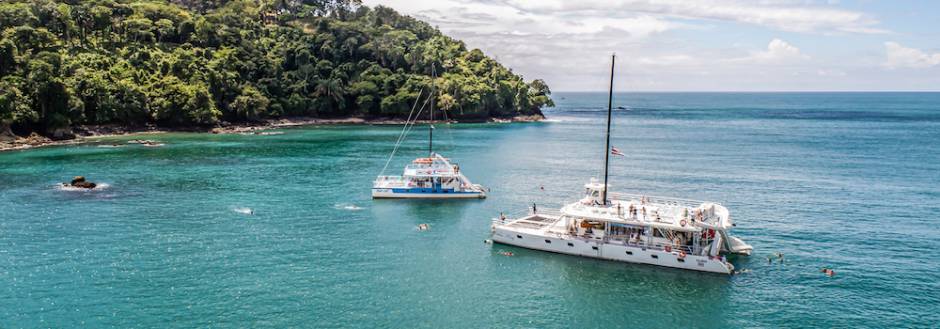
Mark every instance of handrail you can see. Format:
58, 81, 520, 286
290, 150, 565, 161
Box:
608, 192, 718, 207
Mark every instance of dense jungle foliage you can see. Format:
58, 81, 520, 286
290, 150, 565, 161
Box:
0, 0, 553, 137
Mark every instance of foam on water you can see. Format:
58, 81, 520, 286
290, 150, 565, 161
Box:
55, 183, 111, 191
232, 206, 253, 215
333, 203, 363, 211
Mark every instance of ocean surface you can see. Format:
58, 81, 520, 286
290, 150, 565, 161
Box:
1, 92, 938, 328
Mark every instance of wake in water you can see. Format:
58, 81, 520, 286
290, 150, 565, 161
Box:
55, 183, 111, 191
333, 203, 363, 211
232, 207, 254, 215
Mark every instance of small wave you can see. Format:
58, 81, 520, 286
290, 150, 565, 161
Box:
541, 118, 563, 123
232, 207, 254, 215
333, 203, 363, 211
56, 183, 111, 191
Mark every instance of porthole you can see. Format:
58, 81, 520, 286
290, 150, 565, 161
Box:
567, 243, 574, 247
677, 258, 685, 263
545, 239, 551, 244
651, 255, 659, 259
592, 246, 598, 250
625, 251, 633, 255
516, 235, 522, 239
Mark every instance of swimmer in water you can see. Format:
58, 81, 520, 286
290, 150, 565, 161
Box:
821, 268, 835, 277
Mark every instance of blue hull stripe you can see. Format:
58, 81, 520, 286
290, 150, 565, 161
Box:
373, 188, 481, 194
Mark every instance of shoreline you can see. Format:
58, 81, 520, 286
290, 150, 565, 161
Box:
0, 115, 544, 153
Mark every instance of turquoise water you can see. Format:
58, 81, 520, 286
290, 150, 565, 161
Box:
2, 92, 939, 327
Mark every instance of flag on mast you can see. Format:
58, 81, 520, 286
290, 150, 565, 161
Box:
611, 147, 625, 156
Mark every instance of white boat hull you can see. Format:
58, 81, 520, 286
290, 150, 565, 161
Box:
372, 188, 485, 199
491, 226, 734, 274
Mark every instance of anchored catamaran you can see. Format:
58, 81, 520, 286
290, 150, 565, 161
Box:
372, 68, 486, 199
489, 55, 751, 274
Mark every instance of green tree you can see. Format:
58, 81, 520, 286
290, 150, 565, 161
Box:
0, 79, 36, 137
231, 85, 269, 121
0, 0, 552, 138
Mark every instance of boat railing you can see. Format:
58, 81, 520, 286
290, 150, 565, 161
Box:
405, 163, 455, 171
374, 175, 405, 182
600, 236, 698, 254
608, 192, 715, 208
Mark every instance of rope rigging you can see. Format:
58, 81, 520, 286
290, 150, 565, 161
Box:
379, 88, 431, 176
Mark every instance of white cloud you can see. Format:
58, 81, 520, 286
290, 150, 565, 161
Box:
817, 69, 847, 77
738, 38, 809, 64
883, 42, 940, 69
361, 0, 939, 91
497, 0, 884, 34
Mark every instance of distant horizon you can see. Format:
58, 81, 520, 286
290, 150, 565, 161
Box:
551, 90, 940, 93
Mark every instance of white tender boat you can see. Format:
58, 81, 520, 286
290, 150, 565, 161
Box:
372, 66, 486, 199
489, 55, 751, 274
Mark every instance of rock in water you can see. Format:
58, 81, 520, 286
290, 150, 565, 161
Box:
73, 181, 97, 189
67, 176, 97, 189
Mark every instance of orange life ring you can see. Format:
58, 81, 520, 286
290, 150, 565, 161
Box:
678, 251, 687, 259
664, 245, 672, 253
680, 219, 687, 227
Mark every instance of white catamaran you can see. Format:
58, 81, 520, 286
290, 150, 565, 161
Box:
490, 55, 751, 274
372, 68, 486, 199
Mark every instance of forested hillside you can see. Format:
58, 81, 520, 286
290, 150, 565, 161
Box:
0, 0, 553, 139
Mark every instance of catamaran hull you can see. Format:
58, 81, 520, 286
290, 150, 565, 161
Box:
491, 227, 733, 274
372, 189, 485, 199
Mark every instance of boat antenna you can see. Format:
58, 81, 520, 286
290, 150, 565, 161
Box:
429, 64, 435, 157
602, 54, 615, 205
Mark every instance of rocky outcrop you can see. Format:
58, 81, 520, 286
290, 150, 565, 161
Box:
67, 176, 97, 189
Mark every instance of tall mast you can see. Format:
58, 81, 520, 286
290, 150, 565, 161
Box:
429, 64, 435, 157
602, 54, 615, 205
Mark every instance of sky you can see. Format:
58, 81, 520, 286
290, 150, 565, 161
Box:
361, 0, 940, 92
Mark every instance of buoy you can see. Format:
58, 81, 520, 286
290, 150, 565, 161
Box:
678, 251, 687, 259
679, 219, 687, 227
664, 245, 672, 253
417, 223, 430, 231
